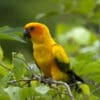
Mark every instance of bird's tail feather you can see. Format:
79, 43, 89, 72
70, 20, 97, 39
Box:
66, 70, 84, 84
66, 70, 90, 96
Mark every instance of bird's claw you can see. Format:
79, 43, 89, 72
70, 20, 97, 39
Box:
40, 76, 52, 86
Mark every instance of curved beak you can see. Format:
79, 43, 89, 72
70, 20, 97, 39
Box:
23, 30, 31, 39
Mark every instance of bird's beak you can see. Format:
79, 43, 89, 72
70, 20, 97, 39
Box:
23, 30, 31, 39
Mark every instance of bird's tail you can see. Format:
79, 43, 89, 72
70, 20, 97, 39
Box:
66, 70, 84, 84
66, 70, 90, 96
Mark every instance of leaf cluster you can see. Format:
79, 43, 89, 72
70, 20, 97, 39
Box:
0, 24, 100, 100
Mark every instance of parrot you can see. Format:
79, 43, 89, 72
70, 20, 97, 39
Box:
23, 22, 90, 96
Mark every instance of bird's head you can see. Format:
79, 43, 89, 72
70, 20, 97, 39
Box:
24, 22, 51, 43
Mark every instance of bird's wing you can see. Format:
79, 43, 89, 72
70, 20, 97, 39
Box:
52, 44, 71, 72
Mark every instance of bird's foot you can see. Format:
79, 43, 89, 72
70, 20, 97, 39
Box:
40, 76, 52, 86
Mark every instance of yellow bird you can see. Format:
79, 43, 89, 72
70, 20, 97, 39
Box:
24, 22, 90, 95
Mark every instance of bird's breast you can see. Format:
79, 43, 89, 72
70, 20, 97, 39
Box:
33, 44, 54, 77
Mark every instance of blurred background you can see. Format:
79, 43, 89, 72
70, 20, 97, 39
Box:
0, 0, 100, 58
0, 0, 100, 33
0, 0, 100, 60
0, 0, 100, 99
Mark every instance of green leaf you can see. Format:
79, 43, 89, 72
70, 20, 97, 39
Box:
0, 26, 25, 43
89, 95, 100, 100
12, 53, 27, 80
5, 86, 36, 100
79, 84, 90, 95
74, 55, 100, 82
35, 85, 50, 94
0, 46, 3, 60
20, 87, 35, 100
0, 60, 12, 79
0, 88, 10, 100
0, 65, 8, 79
0, 72, 12, 87
79, 0, 96, 14
79, 60, 100, 75
4, 86, 21, 100
91, 11, 100, 25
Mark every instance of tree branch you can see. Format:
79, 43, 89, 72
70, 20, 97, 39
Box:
8, 74, 75, 100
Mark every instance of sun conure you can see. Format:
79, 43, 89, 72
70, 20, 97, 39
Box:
24, 22, 90, 96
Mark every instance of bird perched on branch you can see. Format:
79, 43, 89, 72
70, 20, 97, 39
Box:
24, 22, 90, 96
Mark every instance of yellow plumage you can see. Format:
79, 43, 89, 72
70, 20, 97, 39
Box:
24, 22, 70, 81
24, 22, 90, 95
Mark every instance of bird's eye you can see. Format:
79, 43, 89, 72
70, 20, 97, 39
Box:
30, 27, 35, 31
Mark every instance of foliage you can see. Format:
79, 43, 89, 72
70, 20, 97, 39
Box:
0, 23, 100, 100
0, 0, 100, 33
0, 0, 100, 100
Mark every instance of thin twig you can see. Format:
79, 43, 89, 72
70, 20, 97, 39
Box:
52, 81, 75, 100
8, 74, 75, 100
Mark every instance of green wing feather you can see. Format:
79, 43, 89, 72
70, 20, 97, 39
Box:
52, 44, 84, 83
52, 44, 90, 95
52, 44, 71, 72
